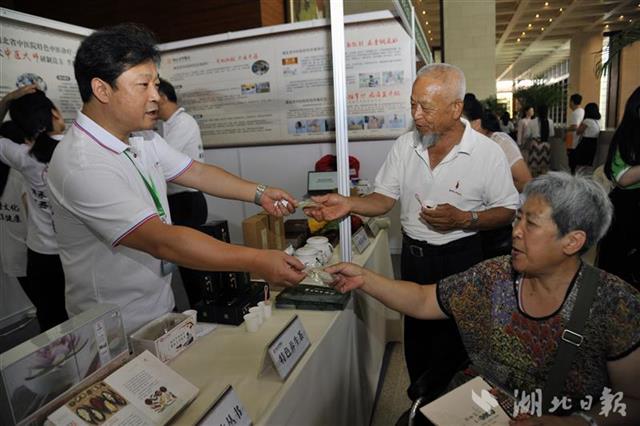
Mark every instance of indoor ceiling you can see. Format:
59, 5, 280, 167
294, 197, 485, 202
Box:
406, 0, 640, 82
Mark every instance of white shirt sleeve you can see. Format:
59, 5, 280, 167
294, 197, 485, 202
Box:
482, 145, 520, 210
0, 138, 41, 187
373, 138, 404, 200
164, 114, 204, 162
492, 133, 523, 166
138, 132, 194, 182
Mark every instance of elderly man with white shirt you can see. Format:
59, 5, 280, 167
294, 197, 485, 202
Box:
305, 63, 519, 396
47, 24, 305, 334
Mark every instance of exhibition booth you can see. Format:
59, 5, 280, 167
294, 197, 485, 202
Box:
0, 3, 425, 425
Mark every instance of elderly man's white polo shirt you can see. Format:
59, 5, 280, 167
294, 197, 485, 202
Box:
374, 119, 519, 246
47, 111, 193, 333
161, 107, 204, 196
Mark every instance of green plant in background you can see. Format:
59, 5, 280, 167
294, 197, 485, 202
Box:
596, 21, 640, 77
513, 78, 563, 111
481, 96, 507, 116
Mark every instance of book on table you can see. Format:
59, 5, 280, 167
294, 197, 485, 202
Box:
419, 376, 513, 426
46, 350, 198, 426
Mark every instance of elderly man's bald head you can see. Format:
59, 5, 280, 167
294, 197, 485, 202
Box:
415, 63, 466, 103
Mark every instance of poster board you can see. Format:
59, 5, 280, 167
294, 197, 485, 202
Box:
0, 8, 91, 125
159, 11, 413, 148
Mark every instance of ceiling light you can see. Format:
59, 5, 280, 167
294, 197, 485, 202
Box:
544, 2, 549, 6
605, 24, 609, 28
517, 38, 521, 42
428, 30, 431, 34
522, 31, 526, 36
430, 37, 433, 41
425, 21, 429, 25
619, 15, 624, 20
535, 13, 540, 18
549, 18, 553, 22
559, 8, 563, 12
541, 27, 545, 31
528, 23, 532, 28
422, 10, 426, 15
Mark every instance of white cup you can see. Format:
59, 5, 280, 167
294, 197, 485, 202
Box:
249, 306, 263, 325
258, 301, 272, 319
182, 309, 198, 324
244, 313, 260, 332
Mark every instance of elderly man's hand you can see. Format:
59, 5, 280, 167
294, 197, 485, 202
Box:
253, 250, 306, 286
303, 193, 351, 222
509, 414, 588, 425
419, 203, 470, 231
260, 186, 297, 217
324, 262, 366, 293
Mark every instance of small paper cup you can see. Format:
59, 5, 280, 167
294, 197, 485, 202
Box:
249, 306, 263, 325
258, 301, 272, 319
244, 313, 260, 332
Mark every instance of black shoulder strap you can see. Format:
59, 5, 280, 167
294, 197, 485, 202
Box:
542, 264, 601, 414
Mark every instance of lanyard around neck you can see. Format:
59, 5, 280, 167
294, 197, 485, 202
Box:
123, 150, 166, 218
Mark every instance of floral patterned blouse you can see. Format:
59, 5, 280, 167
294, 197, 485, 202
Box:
437, 256, 640, 402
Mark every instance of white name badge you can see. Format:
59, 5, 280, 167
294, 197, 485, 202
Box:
198, 385, 252, 426
263, 314, 311, 380
352, 226, 371, 254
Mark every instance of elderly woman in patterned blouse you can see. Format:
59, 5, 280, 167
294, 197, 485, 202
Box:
327, 172, 639, 426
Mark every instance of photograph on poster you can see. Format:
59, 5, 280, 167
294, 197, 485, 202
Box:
251, 59, 270, 75
359, 73, 380, 88
382, 70, 404, 86
16, 72, 47, 91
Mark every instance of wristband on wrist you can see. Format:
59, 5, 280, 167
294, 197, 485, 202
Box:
469, 211, 479, 228
571, 411, 598, 426
254, 183, 267, 205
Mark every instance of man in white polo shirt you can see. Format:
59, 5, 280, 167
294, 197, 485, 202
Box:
47, 24, 305, 333
305, 64, 519, 394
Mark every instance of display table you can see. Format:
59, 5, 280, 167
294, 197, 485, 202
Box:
170, 229, 399, 425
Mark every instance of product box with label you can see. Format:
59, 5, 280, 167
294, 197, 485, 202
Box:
129, 312, 196, 363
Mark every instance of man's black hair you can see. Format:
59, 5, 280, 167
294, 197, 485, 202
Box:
481, 110, 501, 133
158, 78, 178, 103
463, 96, 483, 121
570, 93, 582, 105
74, 23, 160, 103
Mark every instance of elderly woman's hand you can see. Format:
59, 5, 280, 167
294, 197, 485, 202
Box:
509, 414, 589, 425
324, 262, 366, 293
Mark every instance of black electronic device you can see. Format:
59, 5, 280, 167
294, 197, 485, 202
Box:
275, 285, 350, 311
307, 171, 338, 196
194, 282, 269, 325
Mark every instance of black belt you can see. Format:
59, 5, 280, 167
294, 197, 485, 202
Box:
402, 233, 481, 257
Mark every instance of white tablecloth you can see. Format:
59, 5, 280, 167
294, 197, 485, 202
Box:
169, 229, 399, 425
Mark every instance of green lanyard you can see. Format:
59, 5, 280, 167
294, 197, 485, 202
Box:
123, 150, 167, 219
